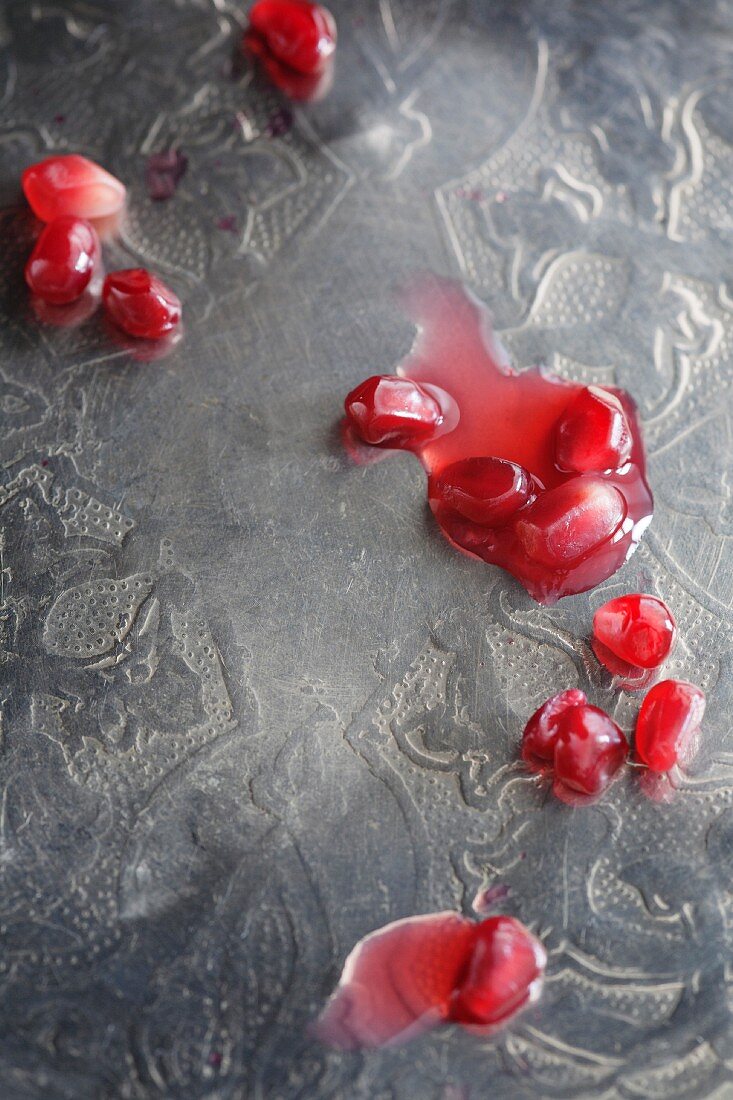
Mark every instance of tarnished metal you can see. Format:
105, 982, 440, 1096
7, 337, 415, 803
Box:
2, 1, 733, 1096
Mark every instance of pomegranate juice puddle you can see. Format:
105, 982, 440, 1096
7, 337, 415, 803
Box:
345, 275, 653, 603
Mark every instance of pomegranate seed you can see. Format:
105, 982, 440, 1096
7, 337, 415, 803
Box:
243, 27, 334, 101
552, 704, 627, 799
345, 375, 447, 448
593, 593, 676, 669
248, 0, 336, 75
521, 689, 587, 769
514, 477, 626, 568
429, 457, 534, 527
102, 269, 181, 340
555, 386, 632, 473
24, 216, 99, 305
314, 910, 545, 1049
448, 916, 546, 1027
635, 679, 706, 772
22, 154, 126, 222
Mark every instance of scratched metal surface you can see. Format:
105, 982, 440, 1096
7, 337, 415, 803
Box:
2, 0, 733, 1097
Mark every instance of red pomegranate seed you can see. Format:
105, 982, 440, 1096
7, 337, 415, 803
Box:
552, 704, 627, 799
24, 216, 99, 305
429, 457, 534, 527
248, 0, 336, 75
102, 269, 181, 340
635, 679, 706, 772
22, 154, 126, 222
555, 386, 632, 473
521, 689, 587, 769
449, 916, 546, 1027
514, 476, 627, 568
593, 593, 676, 669
242, 27, 334, 100
345, 375, 448, 448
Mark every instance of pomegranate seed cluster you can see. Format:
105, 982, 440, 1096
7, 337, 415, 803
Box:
21, 154, 181, 342
342, 290, 705, 803
345, 376, 644, 603
521, 591, 705, 800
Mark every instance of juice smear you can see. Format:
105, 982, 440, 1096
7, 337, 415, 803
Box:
344, 275, 653, 604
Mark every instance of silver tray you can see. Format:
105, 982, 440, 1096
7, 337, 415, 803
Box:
2, 1, 733, 1096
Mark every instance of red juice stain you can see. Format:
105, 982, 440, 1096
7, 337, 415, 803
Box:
312, 911, 545, 1050
344, 275, 653, 604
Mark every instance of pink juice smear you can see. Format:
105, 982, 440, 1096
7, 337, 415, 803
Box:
345, 276, 653, 603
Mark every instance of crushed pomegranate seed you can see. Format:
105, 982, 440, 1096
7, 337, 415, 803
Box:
25, 216, 99, 305
145, 149, 188, 201
247, 0, 336, 75
102, 268, 181, 340
22, 154, 126, 222
593, 593, 676, 670
313, 911, 545, 1049
635, 679, 705, 772
555, 386, 632, 473
344, 374, 455, 448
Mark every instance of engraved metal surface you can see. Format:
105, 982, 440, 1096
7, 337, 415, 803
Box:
2, 1, 733, 1096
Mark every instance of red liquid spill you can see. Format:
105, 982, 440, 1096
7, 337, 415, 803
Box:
312, 911, 545, 1050
346, 276, 653, 604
